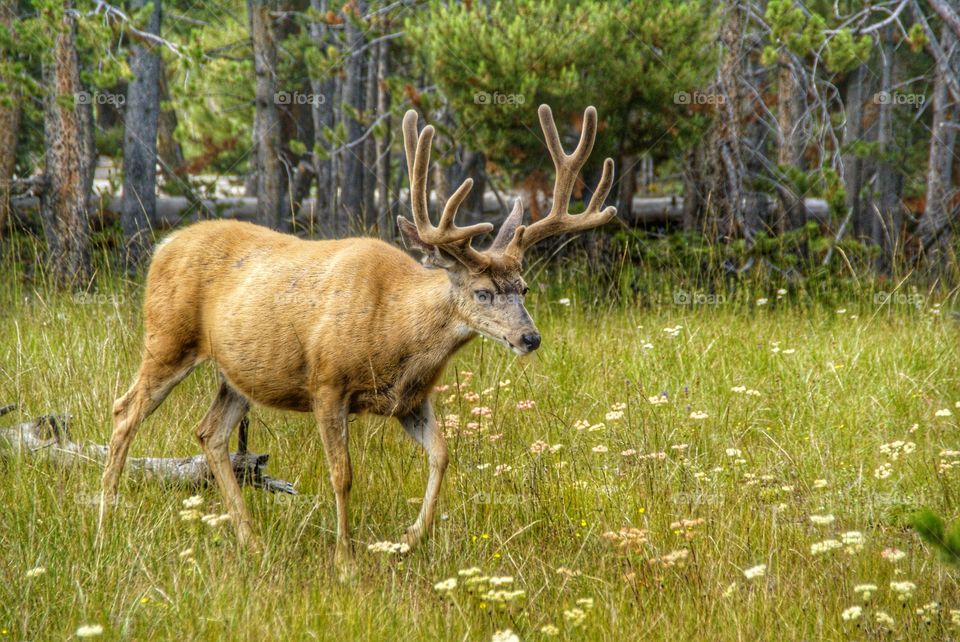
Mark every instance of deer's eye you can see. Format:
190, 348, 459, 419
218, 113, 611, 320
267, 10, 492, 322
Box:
521, 286, 529, 296
474, 289, 494, 304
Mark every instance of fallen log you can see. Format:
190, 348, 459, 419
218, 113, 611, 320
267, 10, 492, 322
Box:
0, 406, 296, 494
10, 192, 831, 229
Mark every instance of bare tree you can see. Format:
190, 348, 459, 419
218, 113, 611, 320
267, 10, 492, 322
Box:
776, 52, 805, 233
917, 25, 958, 269
0, 1, 19, 235
249, 0, 288, 231
843, 64, 867, 243
339, 0, 367, 232
39, 3, 95, 288
927, 0, 960, 41
121, 0, 162, 263
873, 26, 901, 270
697, 0, 749, 242
374, 34, 392, 238
362, 40, 378, 224
308, 0, 336, 236
157, 60, 184, 179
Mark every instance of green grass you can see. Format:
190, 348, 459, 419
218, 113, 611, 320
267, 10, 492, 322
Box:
3, 261, 960, 640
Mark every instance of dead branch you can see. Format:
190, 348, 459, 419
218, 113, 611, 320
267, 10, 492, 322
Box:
0, 409, 296, 494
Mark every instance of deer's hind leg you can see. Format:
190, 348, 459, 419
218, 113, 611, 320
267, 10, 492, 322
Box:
196, 380, 256, 549
100, 350, 196, 518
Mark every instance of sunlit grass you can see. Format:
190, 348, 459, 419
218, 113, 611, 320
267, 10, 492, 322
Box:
3, 257, 960, 640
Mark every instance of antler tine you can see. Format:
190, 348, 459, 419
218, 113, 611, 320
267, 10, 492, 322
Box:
401, 110, 431, 234
485, 198, 526, 266
519, 105, 617, 251
488, 198, 525, 252
401, 110, 419, 183
400, 110, 493, 271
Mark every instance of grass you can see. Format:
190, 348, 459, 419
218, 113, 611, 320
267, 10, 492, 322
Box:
3, 250, 960, 640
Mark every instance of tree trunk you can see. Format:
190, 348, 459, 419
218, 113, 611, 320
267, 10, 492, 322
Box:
928, 0, 960, 42
682, 150, 704, 233
339, 0, 366, 232
120, 0, 162, 264
874, 27, 900, 271
918, 26, 958, 270
39, 4, 94, 289
447, 149, 485, 219
375, 35, 392, 239
329, 74, 342, 234
307, 0, 336, 236
776, 51, 805, 233
0, 1, 20, 235
843, 64, 866, 243
699, 0, 747, 242
249, 0, 288, 231
617, 154, 637, 222
362, 40, 378, 227
157, 59, 184, 175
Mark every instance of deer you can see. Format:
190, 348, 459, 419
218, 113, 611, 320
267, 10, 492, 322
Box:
98, 104, 616, 575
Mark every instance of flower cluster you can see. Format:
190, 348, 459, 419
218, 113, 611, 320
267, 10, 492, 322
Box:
670, 518, 705, 541
367, 541, 410, 555
602, 527, 649, 552
939, 450, 960, 473
879, 440, 916, 460
648, 548, 689, 568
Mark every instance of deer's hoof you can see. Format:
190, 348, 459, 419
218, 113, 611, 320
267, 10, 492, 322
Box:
335, 548, 358, 583
401, 527, 423, 550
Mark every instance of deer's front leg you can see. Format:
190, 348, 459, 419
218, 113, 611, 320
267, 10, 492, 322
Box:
399, 399, 449, 548
314, 389, 354, 577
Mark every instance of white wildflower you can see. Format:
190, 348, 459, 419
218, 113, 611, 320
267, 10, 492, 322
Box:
434, 578, 457, 592
76, 624, 104, 638
491, 630, 520, 642
182, 495, 204, 509
810, 539, 842, 555
841, 606, 862, 621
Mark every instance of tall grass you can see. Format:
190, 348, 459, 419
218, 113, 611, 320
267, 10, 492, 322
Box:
2, 233, 960, 640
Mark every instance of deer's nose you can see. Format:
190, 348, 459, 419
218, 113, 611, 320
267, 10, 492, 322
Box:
521, 333, 541, 351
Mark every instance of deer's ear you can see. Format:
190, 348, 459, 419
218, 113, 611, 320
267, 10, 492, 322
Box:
397, 216, 457, 269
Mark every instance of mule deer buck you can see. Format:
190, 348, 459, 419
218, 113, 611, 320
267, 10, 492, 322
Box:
99, 105, 616, 573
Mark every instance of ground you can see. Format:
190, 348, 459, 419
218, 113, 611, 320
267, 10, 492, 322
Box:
2, 277, 960, 640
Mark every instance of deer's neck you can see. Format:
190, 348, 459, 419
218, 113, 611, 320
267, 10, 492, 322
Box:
403, 268, 475, 358
363, 268, 474, 416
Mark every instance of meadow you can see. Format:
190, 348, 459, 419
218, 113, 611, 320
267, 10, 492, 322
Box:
3, 257, 960, 641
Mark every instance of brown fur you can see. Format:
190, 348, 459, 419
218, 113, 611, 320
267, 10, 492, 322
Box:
141, 220, 473, 417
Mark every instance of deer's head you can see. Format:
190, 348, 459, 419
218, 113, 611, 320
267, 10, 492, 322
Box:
398, 105, 617, 356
